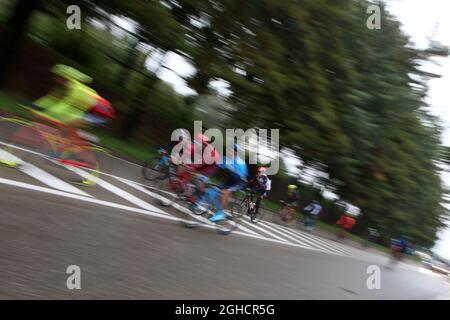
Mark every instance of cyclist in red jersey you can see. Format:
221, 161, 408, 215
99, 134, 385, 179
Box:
190, 133, 220, 176
176, 133, 220, 202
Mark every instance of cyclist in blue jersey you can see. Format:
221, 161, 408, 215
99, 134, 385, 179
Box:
193, 144, 248, 222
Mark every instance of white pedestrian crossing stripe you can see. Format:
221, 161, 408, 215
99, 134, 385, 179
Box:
257, 219, 336, 254
265, 221, 351, 255
63, 165, 169, 216
0, 152, 356, 257
0, 149, 91, 197
275, 223, 354, 255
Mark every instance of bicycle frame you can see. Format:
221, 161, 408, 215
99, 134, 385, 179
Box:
240, 190, 256, 214
1, 110, 107, 179
5, 107, 89, 156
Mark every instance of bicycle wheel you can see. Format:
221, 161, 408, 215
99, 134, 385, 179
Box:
0, 117, 54, 167
216, 201, 243, 235
250, 202, 265, 224
154, 175, 184, 207
57, 145, 110, 186
239, 196, 251, 218
274, 207, 287, 224
142, 157, 169, 181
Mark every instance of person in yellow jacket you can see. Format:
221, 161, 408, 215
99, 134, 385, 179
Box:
33, 64, 101, 126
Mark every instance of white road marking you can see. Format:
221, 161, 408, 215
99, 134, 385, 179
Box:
232, 229, 344, 255
247, 217, 332, 252
116, 177, 260, 236
63, 165, 169, 215
0, 139, 352, 256
0, 149, 92, 197
271, 222, 353, 255
240, 217, 291, 243
261, 220, 347, 255
0, 141, 44, 158
0, 176, 347, 257
114, 176, 215, 225
0, 177, 172, 219
257, 219, 337, 254
282, 225, 354, 254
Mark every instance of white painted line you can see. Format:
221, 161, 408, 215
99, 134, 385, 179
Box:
116, 177, 260, 237
0, 148, 23, 165
0, 141, 44, 158
249, 217, 331, 252
107, 153, 141, 168
240, 217, 290, 242
234, 221, 260, 236
286, 226, 354, 254
257, 219, 336, 254
64, 165, 169, 215
261, 220, 345, 255
0, 138, 352, 257
114, 176, 214, 225
271, 222, 353, 255
0, 149, 92, 197
0, 177, 225, 232
0, 177, 173, 220
0, 177, 346, 257
232, 229, 343, 255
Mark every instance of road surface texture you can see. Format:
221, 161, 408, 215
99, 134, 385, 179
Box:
0, 145, 449, 299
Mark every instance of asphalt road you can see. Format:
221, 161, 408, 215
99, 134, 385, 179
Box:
0, 149, 449, 299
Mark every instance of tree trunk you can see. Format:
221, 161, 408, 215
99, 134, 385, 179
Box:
0, 0, 41, 88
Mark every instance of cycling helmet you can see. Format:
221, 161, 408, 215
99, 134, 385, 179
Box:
91, 96, 115, 119
51, 64, 93, 84
257, 166, 266, 174
288, 184, 298, 190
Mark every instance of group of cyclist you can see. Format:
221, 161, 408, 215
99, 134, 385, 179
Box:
161, 132, 326, 227
25, 63, 269, 224
22, 64, 353, 237
23, 64, 416, 258
164, 131, 272, 223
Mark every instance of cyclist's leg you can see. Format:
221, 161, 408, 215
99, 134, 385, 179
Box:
219, 189, 231, 211
254, 190, 265, 213
209, 187, 226, 222
287, 206, 295, 222
191, 185, 211, 213
280, 207, 287, 221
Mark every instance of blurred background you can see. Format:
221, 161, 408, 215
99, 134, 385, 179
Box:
0, 0, 449, 263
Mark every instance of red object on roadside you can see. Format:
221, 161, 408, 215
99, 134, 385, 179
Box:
336, 215, 356, 230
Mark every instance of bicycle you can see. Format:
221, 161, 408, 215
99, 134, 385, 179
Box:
0, 105, 110, 186
300, 212, 318, 232
273, 200, 298, 226
184, 183, 244, 235
142, 148, 172, 182
239, 188, 265, 224
384, 239, 405, 269
151, 164, 205, 207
